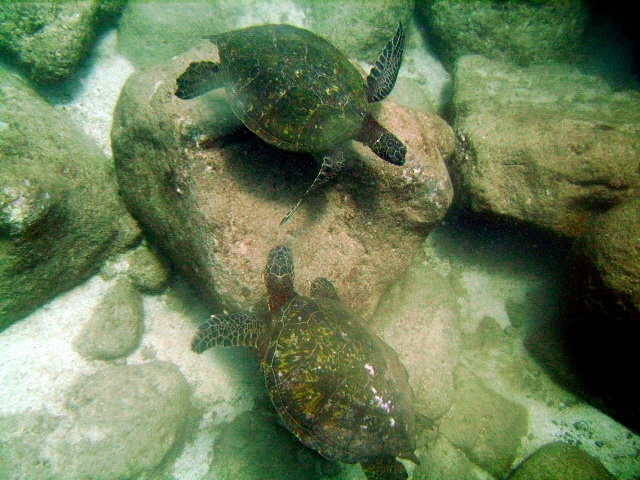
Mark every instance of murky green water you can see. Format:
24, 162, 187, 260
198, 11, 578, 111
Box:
1, 2, 639, 479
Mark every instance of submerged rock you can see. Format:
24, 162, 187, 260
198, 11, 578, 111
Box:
0, 361, 191, 480
73, 277, 144, 360
208, 409, 329, 480
450, 55, 640, 238
126, 240, 171, 293
0, 1, 127, 83
529, 197, 640, 432
100, 240, 171, 294
439, 367, 529, 478
507, 441, 616, 480
419, 0, 588, 70
371, 250, 461, 422
111, 40, 454, 319
0, 67, 140, 329
53, 362, 191, 479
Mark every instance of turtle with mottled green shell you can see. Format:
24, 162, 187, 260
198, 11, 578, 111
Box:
192, 245, 418, 479
175, 23, 407, 225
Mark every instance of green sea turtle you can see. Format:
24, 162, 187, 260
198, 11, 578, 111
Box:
192, 245, 418, 479
175, 23, 407, 225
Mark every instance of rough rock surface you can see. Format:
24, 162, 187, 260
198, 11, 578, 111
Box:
414, 435, 496, 480
0, 67, 140, 328
72, 277, 144, 360
565, 197, 640, 320
418, 0, 588, 70
0, 361, 191, 480
118, 0, 412, 68
371, 248, 460, 421
0, 1, 127, 83
528, 197, 640, 432
125, 240, 171, 293
507, 441, 616, 480
111, 42, 454, 318
208, 408, 331, 480
100, 240, 171, 294
439, 366, 529, 478
450, 55, 640, 238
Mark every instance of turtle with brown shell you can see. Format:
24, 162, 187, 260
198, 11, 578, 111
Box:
175, 23, 407, 225
192, 245, 418, 479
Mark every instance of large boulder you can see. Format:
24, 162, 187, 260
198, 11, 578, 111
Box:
528, 197, 640, 432
371, 247, 460, 421
0, 361, 191, 480
111, 40, 454, 319
507, 441, 616, 480
0, 67, 140, 329
449, 55, 640, 238
438, 367, 529, 478
206, 408, 332, 479
418, 0, 588, 70
0, 1, 127, 83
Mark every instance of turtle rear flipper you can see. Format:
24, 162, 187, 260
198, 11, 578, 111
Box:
310, 277, 340, 301
279, 149, 347, 226
175, 61, 222, 99
191, 312, 263, 352
361, 456, 408, 480
366, 23, 405, 103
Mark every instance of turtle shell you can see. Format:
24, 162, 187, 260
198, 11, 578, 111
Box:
260, 294, 416, 464
215, 24, 369, 153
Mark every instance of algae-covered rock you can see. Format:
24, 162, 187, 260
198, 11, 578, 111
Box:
0, 413, 61, 480
127, 241, 171, 293
507, 441, 616, 480
52, 362, 191, 479
450, 55, 640, 238
419, 0, 588, 70
0, 67, 140, 329
208, 409, 330, 480
111, 39, 454, 319
100, 240, 171, 294
532, 197, 640, 431
73, 277, 144, 360
0, 361, 191, 480
371, 250, 460, 422
413, 435, 496, 480
439, 367, 529, 477
0, 1, 128, 83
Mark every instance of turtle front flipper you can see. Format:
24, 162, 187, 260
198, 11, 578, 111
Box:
356, 114, 406, 166
366, 23, 405, 103
191, 312, 264, 353
279, 149, 347, 226
175, 61, 223, 99
361, 456, 408, 480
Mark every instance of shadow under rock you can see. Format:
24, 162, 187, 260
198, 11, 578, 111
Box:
206, 127, 385, 223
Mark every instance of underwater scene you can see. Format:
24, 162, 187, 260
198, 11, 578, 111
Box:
1, 1, 639, 479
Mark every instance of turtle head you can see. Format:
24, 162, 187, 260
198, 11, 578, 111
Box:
264, 245, 295, 312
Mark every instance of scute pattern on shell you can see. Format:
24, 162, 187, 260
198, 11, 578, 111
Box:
263, 294, 416, 464
216, 24, 368, 152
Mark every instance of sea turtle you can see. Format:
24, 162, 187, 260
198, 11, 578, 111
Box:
192, 245, 418, 479
175, 23, 407, 225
